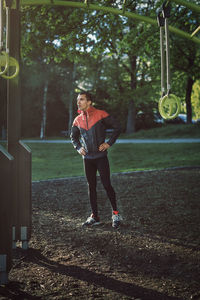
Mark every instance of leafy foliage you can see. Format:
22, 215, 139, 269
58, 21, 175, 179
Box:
191, 80, 200, 119
16, 1, 200, 136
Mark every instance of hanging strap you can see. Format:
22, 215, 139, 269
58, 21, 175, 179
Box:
0, 0, 3, 51
0, 0, 13, 53
84, 0, 89, 7
162, 1, 171, 95
0, 0, 9, 76
157, 2, 181, 120
165, 18, 170, 95
0, 0, 19, 79
5, 0, 13, 54
157, 2, 171, 97
157, 9, 165, 97
6, 4, 10, 54
122, 0, 127, 14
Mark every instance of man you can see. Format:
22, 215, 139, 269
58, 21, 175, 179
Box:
70, 91, 122, 228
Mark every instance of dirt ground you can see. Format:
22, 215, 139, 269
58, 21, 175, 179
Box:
0, 168, 200, 300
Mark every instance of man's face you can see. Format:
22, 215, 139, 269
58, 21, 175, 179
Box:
77, 94, 91, 111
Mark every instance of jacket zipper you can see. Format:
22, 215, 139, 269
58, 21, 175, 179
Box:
85, 112, 94, 151
85, 113, 89, 130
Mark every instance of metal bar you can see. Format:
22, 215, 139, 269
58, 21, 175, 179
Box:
191, 25, 200, 37
20, 0, 157, 25
166, 0, 200, 14
168, 24, 200, 45
19, 0, 200, 45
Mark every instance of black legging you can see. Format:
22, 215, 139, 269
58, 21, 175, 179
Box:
83, 156, 117, 217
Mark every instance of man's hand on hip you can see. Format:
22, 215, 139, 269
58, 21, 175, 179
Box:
78, 147, 87, 156
99, 143, 110, 152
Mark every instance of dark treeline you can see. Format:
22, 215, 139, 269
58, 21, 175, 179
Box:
0, 0, 199, 138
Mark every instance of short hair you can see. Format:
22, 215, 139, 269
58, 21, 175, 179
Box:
78, 91, 93, 102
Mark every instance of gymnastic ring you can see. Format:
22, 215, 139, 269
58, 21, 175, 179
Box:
0, 51, 9, 76
1, 56, 19, 79
158, 94, 181, 120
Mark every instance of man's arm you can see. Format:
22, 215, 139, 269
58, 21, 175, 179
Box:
70, 126, 87, 156
70, 125, 82, 152
102, 115, 121, 146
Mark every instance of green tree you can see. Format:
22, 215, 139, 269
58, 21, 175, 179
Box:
191, 80, 200, 119
20, 0, 200, 136
20, 5, 85, 136
167, 1, 200, 123
21, 2, 162, 134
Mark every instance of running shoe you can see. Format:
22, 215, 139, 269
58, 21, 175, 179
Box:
112, 213, 122, 228
82, 214, 100, 226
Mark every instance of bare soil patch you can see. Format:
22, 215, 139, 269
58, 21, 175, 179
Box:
1, 168, 200, 300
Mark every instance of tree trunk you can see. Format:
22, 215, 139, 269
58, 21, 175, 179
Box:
40, 80, 48, 139
126, 100, 136, 134
126, 56, 137, 134
68, 63, 76, 137
185, 77, 194, 124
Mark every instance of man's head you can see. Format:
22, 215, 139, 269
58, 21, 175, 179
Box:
77, 92, 92, 111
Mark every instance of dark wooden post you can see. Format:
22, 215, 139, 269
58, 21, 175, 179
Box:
7, 2, 32, 250
0, 2, 32, 283
0, 146, 14, 285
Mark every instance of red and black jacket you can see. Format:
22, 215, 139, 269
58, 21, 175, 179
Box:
70, 106, 121, 159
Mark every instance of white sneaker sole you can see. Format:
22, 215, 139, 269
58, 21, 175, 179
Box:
82, 221, 101, 227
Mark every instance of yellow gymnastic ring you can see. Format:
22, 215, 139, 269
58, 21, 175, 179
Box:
0, 51, 9, 76
1, 56, 19, 79
158, 94, 181, 120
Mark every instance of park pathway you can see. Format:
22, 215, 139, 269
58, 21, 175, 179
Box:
23, 138, 200, 143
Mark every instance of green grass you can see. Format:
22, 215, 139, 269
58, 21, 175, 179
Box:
109, 143, 200, 173
29, 143, 83, 180
27, 142, 200, 180
1, 124, 200, 181
120, 123, 200, 139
